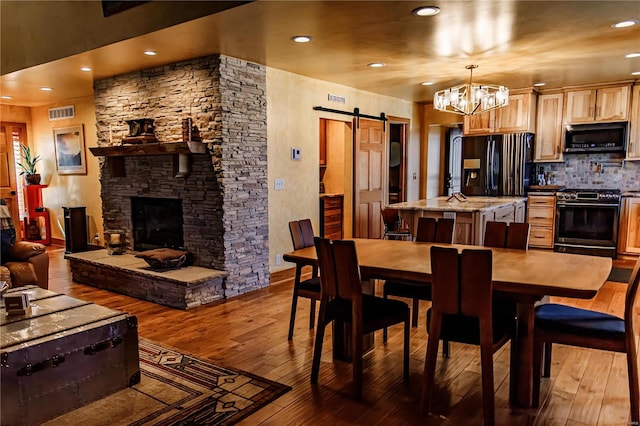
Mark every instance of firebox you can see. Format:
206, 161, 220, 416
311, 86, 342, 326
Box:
131, 197, 184, 251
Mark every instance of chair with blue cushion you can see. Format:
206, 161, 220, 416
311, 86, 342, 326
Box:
532, 258, 639, 424
420, 246, 516, 426
311, 237, 410, 400
287, 219, 320, 340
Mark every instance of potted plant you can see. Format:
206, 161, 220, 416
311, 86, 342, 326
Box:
17, 144, 41, 185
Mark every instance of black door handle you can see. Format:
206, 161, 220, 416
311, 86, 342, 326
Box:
10, 191, 16, 195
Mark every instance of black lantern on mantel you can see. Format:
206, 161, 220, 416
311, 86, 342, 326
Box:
122, 118, 158, 144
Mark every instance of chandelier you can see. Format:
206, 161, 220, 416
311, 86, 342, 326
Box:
433, 65, 509, 116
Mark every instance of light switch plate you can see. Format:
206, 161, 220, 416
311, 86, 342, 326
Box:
274, 178, 285, 190
291, 148, 301, 160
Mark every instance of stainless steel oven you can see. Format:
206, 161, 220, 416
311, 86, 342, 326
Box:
554, 189, 621, 258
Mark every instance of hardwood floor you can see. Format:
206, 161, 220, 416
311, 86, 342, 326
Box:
46, 247, 638, 425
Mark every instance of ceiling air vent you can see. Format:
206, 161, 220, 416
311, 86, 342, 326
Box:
48, 105, 75, 121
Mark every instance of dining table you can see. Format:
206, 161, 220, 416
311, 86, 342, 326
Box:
283, 238, 612, 408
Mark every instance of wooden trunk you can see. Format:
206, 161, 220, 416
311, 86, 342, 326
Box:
1, 286, 140, 426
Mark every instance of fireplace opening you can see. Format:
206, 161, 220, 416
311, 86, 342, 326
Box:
132, 197, 184, 251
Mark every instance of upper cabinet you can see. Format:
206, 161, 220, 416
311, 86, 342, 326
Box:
463, 90, 537, 135
535, 93, 564, 162
564, 84, 630, 124
627, 85, 640, 160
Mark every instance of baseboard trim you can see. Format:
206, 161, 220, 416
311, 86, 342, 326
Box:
270, 266, 313, 286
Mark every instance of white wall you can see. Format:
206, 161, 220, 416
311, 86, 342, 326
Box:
266, 67, 421, 272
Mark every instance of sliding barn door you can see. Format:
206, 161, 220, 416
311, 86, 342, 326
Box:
354, 118, 384, 239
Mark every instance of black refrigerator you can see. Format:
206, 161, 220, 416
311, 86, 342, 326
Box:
461, 133, 534, 196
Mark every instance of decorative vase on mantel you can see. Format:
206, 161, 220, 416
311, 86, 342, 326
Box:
25, 173, 41, 185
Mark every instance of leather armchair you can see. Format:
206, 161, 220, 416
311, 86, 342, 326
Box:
1, 241, 49, 289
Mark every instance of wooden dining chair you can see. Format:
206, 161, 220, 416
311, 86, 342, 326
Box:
287, 219, 320, 340
483, 221, 508, 248
311, 237, 410, 400
381, 207, 412, 240
414, 216, 437, 242
532, 257, 640, 424
383, 217, 454, 344
420, 247, 515, 426
505, 222, 530, 250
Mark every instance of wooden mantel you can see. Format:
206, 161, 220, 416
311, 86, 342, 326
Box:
89, 142, 209, 178
89, 141, 208, 157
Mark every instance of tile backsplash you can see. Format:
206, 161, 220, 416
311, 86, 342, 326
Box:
539, 153, 639, 191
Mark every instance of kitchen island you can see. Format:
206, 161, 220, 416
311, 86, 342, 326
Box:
390, 196, 527, 245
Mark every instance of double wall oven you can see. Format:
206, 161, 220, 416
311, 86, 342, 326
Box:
554, 189, 621, 258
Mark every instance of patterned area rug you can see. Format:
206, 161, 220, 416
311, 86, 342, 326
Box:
607, 267, 633, 283
44, 339, 291, 426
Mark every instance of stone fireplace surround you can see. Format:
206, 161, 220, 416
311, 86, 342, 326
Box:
89, 54, 269, 301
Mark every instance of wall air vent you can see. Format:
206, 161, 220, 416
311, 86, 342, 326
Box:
48, 105, 75, 121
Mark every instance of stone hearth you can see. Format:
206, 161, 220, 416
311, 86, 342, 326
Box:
66, 250, 227, 309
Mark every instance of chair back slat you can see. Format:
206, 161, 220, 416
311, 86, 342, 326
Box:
625, 256, 640, 329
484, 221, 507, 247
506, 222, 530, 250
332, 240, 363, 300
461, 249, 493, 317
314, 237, 338, 299
430, 246, 460, 315
434, 218, 455, 243
289, 221, 305, 250
415, 217, 436, 242
381, 208, 401, 231
299, 219, 315, 248
290, 219, 315, 250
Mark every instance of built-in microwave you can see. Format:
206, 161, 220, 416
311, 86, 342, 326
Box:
564, 121, 627, 153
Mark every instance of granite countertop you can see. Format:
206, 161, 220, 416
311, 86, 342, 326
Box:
389, 196, 527, 213
320, 193, 344, 198
622, 191, 640, 197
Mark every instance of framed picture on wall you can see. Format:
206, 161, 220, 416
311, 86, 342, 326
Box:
54, 125, 87, 175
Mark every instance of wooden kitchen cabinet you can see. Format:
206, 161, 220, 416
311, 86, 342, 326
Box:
527, 194, 556, 249
463, 90, 536, 135
618, 197, 640, 255
320, 195, 343, 240
627, 85, 640, 160
535, 93, 564, 162
564, 84, 630, 123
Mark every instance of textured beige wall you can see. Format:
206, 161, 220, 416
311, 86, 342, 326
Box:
29, 97, 103, 245
266, 67, 420, 272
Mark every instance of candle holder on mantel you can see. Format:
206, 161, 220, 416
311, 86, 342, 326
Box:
104, 229, 125, 255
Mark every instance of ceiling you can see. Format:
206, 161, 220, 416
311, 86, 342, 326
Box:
2, 1, 639, 107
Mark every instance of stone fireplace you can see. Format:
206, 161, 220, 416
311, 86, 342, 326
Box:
92, 54, 269, 298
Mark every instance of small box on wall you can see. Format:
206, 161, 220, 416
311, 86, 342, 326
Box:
3, 292, 31, 316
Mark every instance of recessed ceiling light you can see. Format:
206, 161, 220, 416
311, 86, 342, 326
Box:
291, 35, 312, 43
40, 87, 53, 91
533, 82, 546, 87
412, 6, 440, 17
632, 71, 640, 76
626, 53, 640, 58
420, 81, 434, 86
80, 66, 92, 72
612, 20, 638, 28
144, 50, 157, 56
367, 62, 386, 68
1, 95, 12, 99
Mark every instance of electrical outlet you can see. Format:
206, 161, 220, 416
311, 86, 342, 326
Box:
274, 178, 285, 190
275, 254, 281, 266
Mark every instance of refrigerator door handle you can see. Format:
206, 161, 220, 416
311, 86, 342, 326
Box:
485, 139, 491, 194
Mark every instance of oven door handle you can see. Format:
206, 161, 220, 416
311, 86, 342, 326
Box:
556, 202, 620, 208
